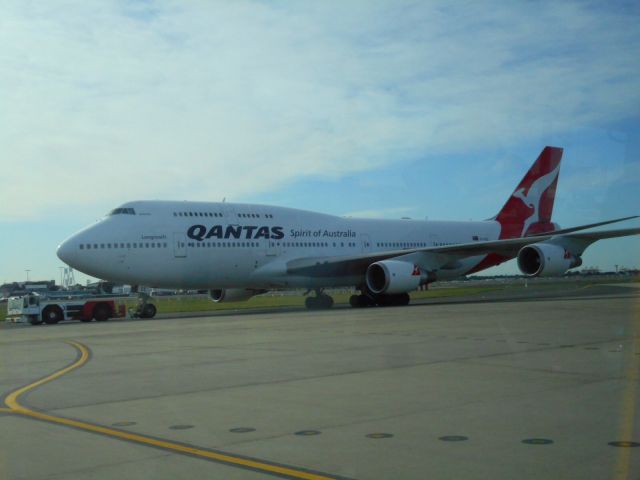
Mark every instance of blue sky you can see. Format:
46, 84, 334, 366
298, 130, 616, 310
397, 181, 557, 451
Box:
1, 1, 639, 285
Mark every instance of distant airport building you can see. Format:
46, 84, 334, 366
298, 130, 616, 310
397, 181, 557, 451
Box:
581, 267, 601, 275
1, 281, 57, 298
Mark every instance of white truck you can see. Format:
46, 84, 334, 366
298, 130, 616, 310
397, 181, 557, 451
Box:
5, 293, 136, 325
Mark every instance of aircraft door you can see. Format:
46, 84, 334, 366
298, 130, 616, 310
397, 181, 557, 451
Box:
173, 233, 187, 258
266, 238, 280, 257
360, 234, 372, 253
223, 203, 236, 220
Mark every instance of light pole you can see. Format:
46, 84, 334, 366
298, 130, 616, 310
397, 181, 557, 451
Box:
25, 269, 30, 282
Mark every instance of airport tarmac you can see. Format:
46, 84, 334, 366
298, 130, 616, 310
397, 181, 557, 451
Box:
1, 283, 639, 479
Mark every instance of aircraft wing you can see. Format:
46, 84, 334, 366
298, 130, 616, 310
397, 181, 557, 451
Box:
526, 216, 638, 237
285, 226, 640, 278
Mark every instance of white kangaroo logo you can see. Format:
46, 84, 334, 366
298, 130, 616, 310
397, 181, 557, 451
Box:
512, 164, 560, 235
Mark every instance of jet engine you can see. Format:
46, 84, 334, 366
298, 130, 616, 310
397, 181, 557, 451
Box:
517, 243, 582, 277
209, 288, 265, 302
366, 260, 429, 295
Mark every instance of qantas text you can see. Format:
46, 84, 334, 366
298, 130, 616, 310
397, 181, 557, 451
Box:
188, 224, 284, 241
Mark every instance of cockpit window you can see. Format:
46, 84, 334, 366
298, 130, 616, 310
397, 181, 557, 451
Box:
109, 207, 136, 216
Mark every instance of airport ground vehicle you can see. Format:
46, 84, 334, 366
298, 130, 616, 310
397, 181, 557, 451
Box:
5, 293, 129, 325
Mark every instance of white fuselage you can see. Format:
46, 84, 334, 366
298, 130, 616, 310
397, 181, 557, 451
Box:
57, 201, 502, 289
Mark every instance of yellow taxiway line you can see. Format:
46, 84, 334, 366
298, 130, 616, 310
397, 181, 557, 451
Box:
3, 340, 343, 480
614, 303, 640, 480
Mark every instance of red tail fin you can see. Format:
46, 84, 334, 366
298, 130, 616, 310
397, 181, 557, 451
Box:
495, 146, 563, 239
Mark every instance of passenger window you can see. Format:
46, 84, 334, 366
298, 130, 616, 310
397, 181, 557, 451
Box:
80, 244, 84, 250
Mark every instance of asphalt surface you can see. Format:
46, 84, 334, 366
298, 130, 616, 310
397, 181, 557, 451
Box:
1, 283, 639, 479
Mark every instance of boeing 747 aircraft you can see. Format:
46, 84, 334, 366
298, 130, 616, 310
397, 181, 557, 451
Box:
57, 147, 640, 309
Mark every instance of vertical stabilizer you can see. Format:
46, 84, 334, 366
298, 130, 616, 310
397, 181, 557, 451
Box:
495, 146, 563, 238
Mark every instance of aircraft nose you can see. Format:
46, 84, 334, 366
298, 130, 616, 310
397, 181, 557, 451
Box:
56, 238, 75, 266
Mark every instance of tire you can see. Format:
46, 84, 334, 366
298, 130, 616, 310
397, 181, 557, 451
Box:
321, 295, 334, 308
305, 295, 333, 310
93, 303, 111, 322
80, 318, 92, 323
141, 303, 157, 319
399, 292, 410, 306
349, 295, 361, 308
375, 295, 390, 307
376, 293, 411, 307
351, 294, 375, 308
42, 306, 63, 324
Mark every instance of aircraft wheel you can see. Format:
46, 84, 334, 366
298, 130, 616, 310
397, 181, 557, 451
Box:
398, 293, 411, 306
42, 306, 63, 324
349, 295, 361, 308
352, 294, 375, 307
375, 293, 410, 307
305, 295, 333, 310
375, 295, 390, 307
141, 303, 157, 319
321, 295, 334, 308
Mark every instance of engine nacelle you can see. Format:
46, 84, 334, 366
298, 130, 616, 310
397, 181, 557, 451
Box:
209, 288, 265, 303
366, 260, 427, 295
517, 243, 582, 277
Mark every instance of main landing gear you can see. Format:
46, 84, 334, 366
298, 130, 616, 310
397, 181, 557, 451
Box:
302, 288, 411, 310
349, 291, 410, 308
304, 289, 334, 310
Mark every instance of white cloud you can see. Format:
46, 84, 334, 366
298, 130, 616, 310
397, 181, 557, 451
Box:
1, 1, 639, 219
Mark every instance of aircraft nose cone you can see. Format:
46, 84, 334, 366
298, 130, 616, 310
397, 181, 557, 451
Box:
57, 239, 74, 265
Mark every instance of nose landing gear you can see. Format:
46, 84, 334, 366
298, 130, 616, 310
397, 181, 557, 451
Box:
130, 290, 158, 319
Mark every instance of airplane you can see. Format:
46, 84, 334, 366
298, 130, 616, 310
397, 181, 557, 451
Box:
57, 146, 640, 309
